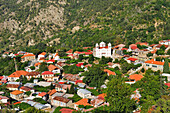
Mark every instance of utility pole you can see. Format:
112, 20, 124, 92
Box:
14, 58, 18, 71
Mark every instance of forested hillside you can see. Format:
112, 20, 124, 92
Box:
0, 0, 169, 53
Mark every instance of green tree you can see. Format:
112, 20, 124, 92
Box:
106, 76, 136, 113
78, 54, 83, 61
39, 62, 48, 72
167, 49, 170, 55
160, 45, 166, 51
30, 66, 35, 70
163, 58, 169, 73
82, 65, 107, 88
69, 84, 75, 94
88, 54, 94, 64
146, 52, 153, 57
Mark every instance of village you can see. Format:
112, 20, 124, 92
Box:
0, 39, 170, 113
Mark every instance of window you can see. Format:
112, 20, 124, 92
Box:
152, 65, 157, 68
146, 64, 149, 66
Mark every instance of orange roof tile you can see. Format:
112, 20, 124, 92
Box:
129, 74, 143, 81
10, 90, 23, 95
48, 89, 57, 96
104, 69, 116, 76
39, 52, 46, 56
48, 65, 59, 71
35, 62, 41, 67
151, 49, 157, 54
145, 59, 170, 67
21, 54, 35, 58
8, 70, 28, 78
38, 92, 47, 97
74, 99, 91, 106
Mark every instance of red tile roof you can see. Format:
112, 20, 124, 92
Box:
74, 98, 91, 106
38, 92, 47, 97
0, 76, 4, 80
145, 59, 170, 67
48, 89, 57, 96
104, 69, 116, 76
13, 102, 21, 105
164, 83, 170, 87
76, 63, 84, 67
35, 62, 41, 67
8, 70, 28, 78
6, 84, 20, 88
127, 58, 138, 61
10, 90, 23, 95
42, 71, 53, 75
21, 54, 35, 58
20, 86, 32, 92
39, 52, 46, 56
53, 96, 70, 103
59, 108, 74, 113
121, 48, 128, 50
48, 65, 59, 71
129, 74, 143, 81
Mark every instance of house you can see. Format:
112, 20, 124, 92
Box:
66, 49, 73, 54
59, 108, 75, 113
20, 86, 34, 93
159, 40, 170, 46
21, 53, 35, 62
6, 82, 21, 90
52, 96, 72, 107
24, 83, 36, 88
8, 70, 28, 82
144, 59, 170, 72
25, 72, 40, 80
41, 71, 54, 81
104, 69, 116, 76
91, 98, 104, 108
55, 84, 71, 93
77, 89, 92, 98
10, 90, 24, 101
34, 62, 41, 70
34, 103, 49, 110
129, 74, 143, 82
93, 42, 112, 58
48, 89, 57, 101
36, 81, 51, 87
0, 95, 9, 104
46, 59, 55, 64
37, 92, 47, 100
127, 57, 138, 63
107, 62, 121, 69
131, 90, 141, 103
128, 44, 138, 52
63, 74, 80, 82
48, 65, 61, 74
74, 98, 91, 110
53, 53, 60, 60
38, 52, 47, 61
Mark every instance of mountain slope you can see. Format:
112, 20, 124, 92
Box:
0, 0, 169, 52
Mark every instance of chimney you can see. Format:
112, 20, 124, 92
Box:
88, 99, 91, 104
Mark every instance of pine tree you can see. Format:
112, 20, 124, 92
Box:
163, 58, 169, 73
106, 76, 136, 113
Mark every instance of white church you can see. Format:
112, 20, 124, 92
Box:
93, 42, 112, 58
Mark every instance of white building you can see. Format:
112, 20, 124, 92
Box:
93, 42, 112, 58
159, 40, 170, 46
77, 89, 92, 98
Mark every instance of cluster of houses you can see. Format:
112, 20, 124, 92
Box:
0, 39, 170, 112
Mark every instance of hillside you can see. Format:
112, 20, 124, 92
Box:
0, 0, 169, 52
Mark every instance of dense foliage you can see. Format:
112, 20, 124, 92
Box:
0, 0, 169, 53
82, 65, 107, 88
106, 75, 136, 113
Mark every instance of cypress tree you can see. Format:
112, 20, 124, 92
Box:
163, 58, 169, 73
